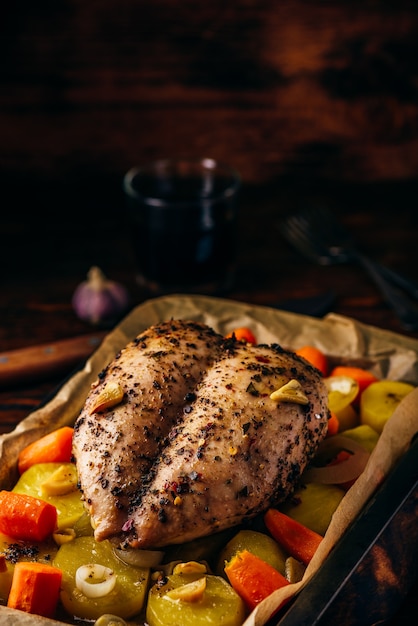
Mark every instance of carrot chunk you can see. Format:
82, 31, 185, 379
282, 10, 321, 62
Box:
224, 549, 289, 611
264, 509, 323, 566
18, 426, 74, 474
326, 411, 340, 437
7, 561, 62, 618
0, 490, 57, 542
295, 346, 328, 376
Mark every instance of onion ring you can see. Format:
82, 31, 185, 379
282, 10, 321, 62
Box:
302, 435, 370, 485
76, 563, 116, 598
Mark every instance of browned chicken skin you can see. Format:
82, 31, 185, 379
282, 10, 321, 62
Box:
72, 319, 329, 548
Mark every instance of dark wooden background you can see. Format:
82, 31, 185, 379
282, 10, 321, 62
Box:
3, 1, 418, 186
1, 2, 418, 624
2, 0, 418, 334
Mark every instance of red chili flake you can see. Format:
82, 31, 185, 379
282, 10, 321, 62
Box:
255, 355, 270, 363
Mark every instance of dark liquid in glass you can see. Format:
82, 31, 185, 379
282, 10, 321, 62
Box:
126, 173, 239, 294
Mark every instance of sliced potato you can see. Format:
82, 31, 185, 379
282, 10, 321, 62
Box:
216, 529, 287, 577
13, 463, 84, 529
147, 573, 246, 626
53, 535, 150, 621
360, 380, 415, 433
280, 482, 345, 536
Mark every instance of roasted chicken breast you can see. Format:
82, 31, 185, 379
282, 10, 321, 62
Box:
73, 319, 329, 548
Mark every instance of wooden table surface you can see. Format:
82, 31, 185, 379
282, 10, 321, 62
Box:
1, 1, 418, 623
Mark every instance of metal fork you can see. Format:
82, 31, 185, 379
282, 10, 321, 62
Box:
280, 206, 418, 331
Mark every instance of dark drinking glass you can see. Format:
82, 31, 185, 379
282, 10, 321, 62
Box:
123, 158, 241, 295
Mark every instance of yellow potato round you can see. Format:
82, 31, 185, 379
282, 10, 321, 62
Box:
53, 535, 150, 621
147, 572, 246, 626
279, 482, 345, 536
360, 380, 415, 433
216, 529, 287, 577
324, 376, 360, 431
342, 424, 380, 453
13, 463, 85, 530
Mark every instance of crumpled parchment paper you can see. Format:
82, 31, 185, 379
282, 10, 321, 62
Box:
1, 294, 418, 626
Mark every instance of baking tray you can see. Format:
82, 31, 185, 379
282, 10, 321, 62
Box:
1, 294, 418, 625
272, 433, 418, 626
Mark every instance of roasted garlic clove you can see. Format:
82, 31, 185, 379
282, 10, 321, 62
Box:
41, 464, 78, 496
89, 381, 124, 414
172, 561, 208, 576
53, 528, 76, 546
270, 379, 309, 404
166, 576, 207, 602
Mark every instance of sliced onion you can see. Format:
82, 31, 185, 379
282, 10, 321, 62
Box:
76, 563, 116, 598
302, 435, 370, 485
113, 547, 164, 568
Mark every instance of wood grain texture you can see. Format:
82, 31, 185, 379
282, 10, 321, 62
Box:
1, 0, 418, 193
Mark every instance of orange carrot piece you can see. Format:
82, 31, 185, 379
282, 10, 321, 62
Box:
7, 561, 62, 618
225, 327, 257, 345
264, 509, 323, 566
328, 366, 378, 397
18, 426, 74, 474
224, 549, 289, 611
0, 491, 57, 542
326, 411, 340, 437
295, 346, 328, 377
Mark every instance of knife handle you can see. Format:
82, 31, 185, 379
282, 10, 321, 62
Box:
0, 333, 106, 388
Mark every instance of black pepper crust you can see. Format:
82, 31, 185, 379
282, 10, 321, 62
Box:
73, 319, 329, 548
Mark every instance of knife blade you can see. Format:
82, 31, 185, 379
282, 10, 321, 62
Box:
0, 333, 106, 388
